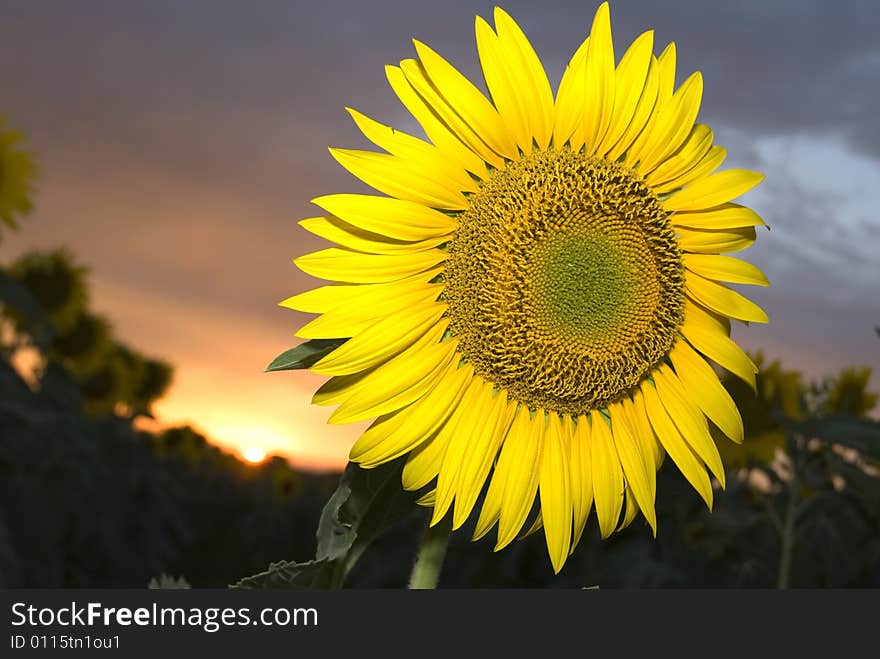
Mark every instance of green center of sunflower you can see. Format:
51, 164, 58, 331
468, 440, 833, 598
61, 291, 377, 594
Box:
534, 233, 649, 341
442, 147, 685, 415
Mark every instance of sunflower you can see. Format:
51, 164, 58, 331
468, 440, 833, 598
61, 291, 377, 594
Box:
0, 117, 37, 235
284, 2, 769, 573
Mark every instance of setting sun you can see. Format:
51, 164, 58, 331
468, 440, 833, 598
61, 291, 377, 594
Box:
242, 446, 266, 464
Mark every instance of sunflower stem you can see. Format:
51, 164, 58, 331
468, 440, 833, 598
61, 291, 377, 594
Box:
776, 447, 801, 590
776, 486, 798, 590
408, 514, 451, 590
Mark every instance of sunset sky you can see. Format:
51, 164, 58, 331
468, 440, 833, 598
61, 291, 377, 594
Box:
1, 0, 878, 471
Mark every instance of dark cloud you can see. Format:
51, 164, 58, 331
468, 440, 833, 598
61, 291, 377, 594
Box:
4, 1, 877, 147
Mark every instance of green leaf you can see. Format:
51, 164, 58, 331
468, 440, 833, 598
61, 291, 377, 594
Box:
231, 459, 417, 589
231, 559, 339, 589
264, 338, 347, 372
323, 458, 419, 574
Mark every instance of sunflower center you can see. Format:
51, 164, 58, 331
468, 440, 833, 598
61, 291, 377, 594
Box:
442, 147, 685, 415
533, 232, 656, 341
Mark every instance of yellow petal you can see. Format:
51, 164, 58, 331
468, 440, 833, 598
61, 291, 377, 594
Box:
539, 412, 573, 573
432, 377, 496, 525
400, 59, 507, 170
589, 410, 624, 539
621, 397, 659, 493
472, 495, 501, 540
494, 8, 555, 149
402, 429, 450, 491
480, 9, 555, 151
475, 16, 530, 151
521, 511, 544, 539
553, 36, 590, 149
569, 414, 593, 551
653, 365, 726, 488
645, 124, 713, 187
669, 339, 744, 443
604, 55, 658, 162
311, 303, 447, 375
293, 306, 397, 341
412, 41, 519, 160
278, 284, 368, 313
312, 369, 373, 407
292, 273, 443, 340
580, 2, 616, 154
283, 279, 419, 315
385, 64, 488, 179
299, 216, 450, 255
681, 300, 758, 390
416, 489, 436, 506
452, 392, 515, 529
628, 391, 664, 472
683, 254, 770, 287
329, 148, 468, 210
596, 30, 654, 157
682, 327, 757, 391
632, 71, 703, 173
295, 247, 447, 284
346, 108, 478, 194
495, 408, 544, 550
618, 42, 674, 162
473, 406, 521, 541
617, 486, 640, 531
311, 193, 458, 241
686, 271, 769, 323
671, 202, 767, 230
355, 410, 419, 465
656, 42, 677, 103
641, 380, 713, 509
654, 145, 726, 195
677, 225, 757, 254
682, 296, 731, 335
352, 362, 474, 468
663, 169, 764, 212
608, 403, 656, 534
327, 330, 457, 424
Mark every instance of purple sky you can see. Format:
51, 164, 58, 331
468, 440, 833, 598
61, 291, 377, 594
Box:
1, 0, 878, 469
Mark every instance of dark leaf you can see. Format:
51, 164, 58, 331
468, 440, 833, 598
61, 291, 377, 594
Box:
232, 459, 417, 588
264, 338, 347, 372
321, 459, 418, 575
231, 559, 338, 589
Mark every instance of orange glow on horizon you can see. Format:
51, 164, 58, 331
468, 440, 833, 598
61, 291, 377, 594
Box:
242, 446, 267, 464
150, 383, 362, 473
59, 277, 368, 474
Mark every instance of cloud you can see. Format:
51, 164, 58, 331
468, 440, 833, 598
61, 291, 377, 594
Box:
731, 132, 880, 393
